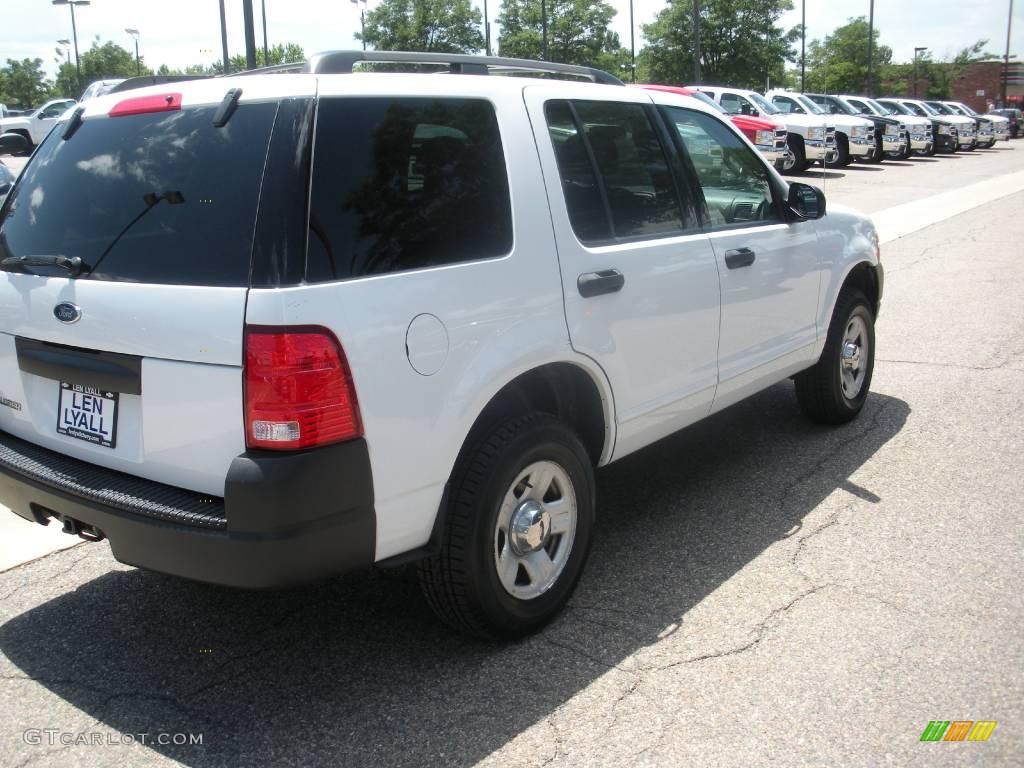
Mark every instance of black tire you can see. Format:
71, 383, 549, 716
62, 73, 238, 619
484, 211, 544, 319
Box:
11, 131, 32, 156
828, 135, 849, 167
947, 138, 958, 154
860, 134, 884, 163
795, 289, 875, 425
786, 135, 806, 174
774, 157, 786, 174
925, 140, 937, 157
418, 413, 595, 639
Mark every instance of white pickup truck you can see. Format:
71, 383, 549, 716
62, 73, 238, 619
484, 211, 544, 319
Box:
765, 89, 876, 166
692, 86, 837, 174
0, 99, 77, 151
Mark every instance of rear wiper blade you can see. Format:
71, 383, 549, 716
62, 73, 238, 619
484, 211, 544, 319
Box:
1, 254, 86, 277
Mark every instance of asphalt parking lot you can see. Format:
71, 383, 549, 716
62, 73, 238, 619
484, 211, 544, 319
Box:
1, 144, 1023, 767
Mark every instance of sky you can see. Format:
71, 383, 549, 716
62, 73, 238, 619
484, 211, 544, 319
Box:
0, 0, 1020, 82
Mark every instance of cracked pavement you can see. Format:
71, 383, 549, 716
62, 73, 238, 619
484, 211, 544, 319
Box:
2, 156, 1023, 767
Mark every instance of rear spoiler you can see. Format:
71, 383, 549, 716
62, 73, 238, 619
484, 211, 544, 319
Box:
110, 75, 212, 94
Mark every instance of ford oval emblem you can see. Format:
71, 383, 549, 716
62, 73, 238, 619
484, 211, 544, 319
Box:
53, 302, 81, 324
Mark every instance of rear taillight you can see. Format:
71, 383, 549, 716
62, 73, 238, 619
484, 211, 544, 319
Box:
244, 326, 362, 451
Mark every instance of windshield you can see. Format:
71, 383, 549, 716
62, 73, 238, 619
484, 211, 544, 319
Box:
0, 103, 277, 286
926, 102, 955, 115
878, 100, 910, 116
690, 91, 727, 114
955, 103, 978, 116
913, 101, 938, 116
794, 94, 826, 115
746, 92, 780, 114
865, 98, 895, 115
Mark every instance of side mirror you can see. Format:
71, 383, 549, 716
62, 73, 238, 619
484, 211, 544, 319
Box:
0, 133, 29, 155
740, 104, 753, 116
788, 182, 826, 220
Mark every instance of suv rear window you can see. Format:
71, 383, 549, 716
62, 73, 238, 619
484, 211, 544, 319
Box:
306, 97, 512, 281
0, 103, 276, 286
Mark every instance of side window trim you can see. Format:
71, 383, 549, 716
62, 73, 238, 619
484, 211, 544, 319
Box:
565, 101, 617, 244
547, 98, 699, 247
659, 105, 787, 233
643, 103, 703, 237
655, 105, 712, 230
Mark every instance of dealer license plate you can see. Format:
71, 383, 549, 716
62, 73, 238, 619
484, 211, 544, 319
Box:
56, 382, 118, 449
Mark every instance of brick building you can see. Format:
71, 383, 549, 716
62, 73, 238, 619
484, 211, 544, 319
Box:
952, 61, 1022, 111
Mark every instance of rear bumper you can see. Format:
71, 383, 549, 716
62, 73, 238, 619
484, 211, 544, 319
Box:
0, 431, 376, 588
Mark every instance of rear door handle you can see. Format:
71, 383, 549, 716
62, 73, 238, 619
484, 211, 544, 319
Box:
724, 247, 756, 269
578, 269, 625, 298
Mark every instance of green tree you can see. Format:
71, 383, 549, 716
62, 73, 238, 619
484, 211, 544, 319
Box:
78, 38, 152, 84
804, 17, 892, 94
358, 0, 484, 53
640, 0, 798, 89
497, 0, 629, 74
0, 58, 52, 108
227, 42, 305, 73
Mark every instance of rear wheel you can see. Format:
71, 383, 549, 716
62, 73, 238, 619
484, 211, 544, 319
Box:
11, 130, 32, 156
418, 413, 595, 639
795, 289, 875, 425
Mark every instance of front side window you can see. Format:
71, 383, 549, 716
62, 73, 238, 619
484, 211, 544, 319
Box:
664, 107, 780, 230
545, 100, 692, 243
307, 97, 512, 280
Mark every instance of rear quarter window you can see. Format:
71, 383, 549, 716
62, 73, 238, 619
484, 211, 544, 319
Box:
306, 97, 513, 281
0, 102, 277, 286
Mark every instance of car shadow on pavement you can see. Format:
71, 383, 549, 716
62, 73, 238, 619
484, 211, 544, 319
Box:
839, 164, 886, 171
0, 383, 910, 768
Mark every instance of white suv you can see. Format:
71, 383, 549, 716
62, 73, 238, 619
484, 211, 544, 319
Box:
0, 52, 882, 638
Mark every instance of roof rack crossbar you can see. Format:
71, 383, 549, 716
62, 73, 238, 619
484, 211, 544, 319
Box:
306, 50, 624, 85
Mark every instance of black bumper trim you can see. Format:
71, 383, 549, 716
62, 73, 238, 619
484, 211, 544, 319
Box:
0, 434, 377, 588
0, 430, 225, 529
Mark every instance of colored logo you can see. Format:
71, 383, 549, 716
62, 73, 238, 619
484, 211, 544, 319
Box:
920, 721, 997, 742
53, 302, 81, 324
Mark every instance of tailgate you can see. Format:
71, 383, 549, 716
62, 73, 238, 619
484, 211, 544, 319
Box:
0, 91, 286, 497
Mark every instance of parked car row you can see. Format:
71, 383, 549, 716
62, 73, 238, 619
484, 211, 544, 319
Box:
637, 85, 1013, 175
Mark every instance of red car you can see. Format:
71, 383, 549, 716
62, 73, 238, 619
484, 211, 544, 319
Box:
636, 84, 789, 166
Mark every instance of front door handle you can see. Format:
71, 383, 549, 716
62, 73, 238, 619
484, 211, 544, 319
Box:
578, 269, 625, 298
724, 247, 756, 269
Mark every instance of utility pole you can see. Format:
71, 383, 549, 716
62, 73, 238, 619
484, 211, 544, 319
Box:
219, 0, 230, 74
1004, 0, 1015, 107
913, 46, 927, 98
629, 0, 635, 82
801, 0, 806, 91
242, 0, 257, 70
692, 0, 701, 84
866, 0, 875, 96
483, 0, 490, 55
541, 0, 548, 60
261, 0, 269, 64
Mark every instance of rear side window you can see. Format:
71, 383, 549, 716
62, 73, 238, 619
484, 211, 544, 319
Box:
545, 100, 692, 244
306, 97, 512, 281
0, 103, 277, 286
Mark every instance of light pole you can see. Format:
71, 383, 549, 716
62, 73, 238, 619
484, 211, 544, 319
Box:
261, 0, 269, 64
866, 0, 875, 96
57, 39, 71, 66
913, 46, 927, 98
483, 0, 490, 55
1004, 0, 1015, 108
629, 0, 635, 82
218, 0, 230, 74
351, 0, 367, 51
52, 0, 90, 93
541, 0, 548, 60
800, 0, 806, 91
692, 0, 701, 83
125, 28, 140, 75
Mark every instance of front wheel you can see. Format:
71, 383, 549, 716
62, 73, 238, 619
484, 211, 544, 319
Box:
795, 290, 875, 424
418, 413, 595, 638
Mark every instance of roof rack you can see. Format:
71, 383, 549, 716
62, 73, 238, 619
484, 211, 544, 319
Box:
305, 50, 624, 85
234, 61, 307, 76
